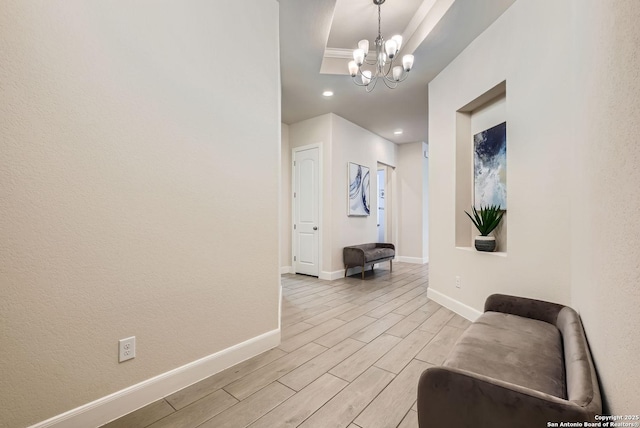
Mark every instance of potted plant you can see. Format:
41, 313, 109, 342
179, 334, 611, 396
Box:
465, 204, 505, 252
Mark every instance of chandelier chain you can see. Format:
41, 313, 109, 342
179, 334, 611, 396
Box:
378, 4, 381, 38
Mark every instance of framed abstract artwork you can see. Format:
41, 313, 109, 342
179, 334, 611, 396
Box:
348, 162, 370, 216
474, 121, 507, 209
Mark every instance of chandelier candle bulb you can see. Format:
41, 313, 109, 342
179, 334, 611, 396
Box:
362, 70, 372, 85
393, 66, 403, 82
348, 61, 358, 77
402, 54, 414, 72
358, 40, 370, 57
354, 49, 365, 66
385, 40, 397, 59
391, 35, 403, 51
378, 51, 387, 67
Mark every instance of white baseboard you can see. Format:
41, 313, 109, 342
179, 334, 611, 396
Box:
396, 256, 428, 264
280, 266, 293, 274
319, 270, 344, 281
427, 288, 482, 322
30, 329, 281, 428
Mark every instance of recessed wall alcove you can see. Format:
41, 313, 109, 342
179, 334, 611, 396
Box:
455, 81, 507, 255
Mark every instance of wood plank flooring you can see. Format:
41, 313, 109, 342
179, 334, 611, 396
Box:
102, 262, 469, 428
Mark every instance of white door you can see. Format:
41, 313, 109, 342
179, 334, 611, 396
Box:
293, 147, 320, 276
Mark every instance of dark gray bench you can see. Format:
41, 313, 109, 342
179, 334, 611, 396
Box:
343, 243, 395, 279
417, 294, 602, 427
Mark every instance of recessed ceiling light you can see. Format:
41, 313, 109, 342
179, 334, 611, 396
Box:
394, 130, 403, 135
322, 91, 334, 97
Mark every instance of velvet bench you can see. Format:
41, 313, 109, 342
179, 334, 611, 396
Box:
343, 243, 395, 279
417, 294, 602, 428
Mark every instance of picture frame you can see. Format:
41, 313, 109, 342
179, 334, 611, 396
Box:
474, 121, 507, 209
348, 162, 370, 216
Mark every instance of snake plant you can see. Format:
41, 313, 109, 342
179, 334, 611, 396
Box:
465, 204, 505, 236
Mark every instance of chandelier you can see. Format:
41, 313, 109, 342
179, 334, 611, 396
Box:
348, 0, 415, 92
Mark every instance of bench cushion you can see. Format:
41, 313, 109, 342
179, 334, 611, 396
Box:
364, 247, 395, 262
444, 312, 566, 399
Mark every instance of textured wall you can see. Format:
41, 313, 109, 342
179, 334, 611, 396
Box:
288, 114, 398, 276
288, 114, 333, 274
422, 142, 429, 261
429, 0, 640, 413
329, 114, 397, 273
281, 123, 292, 271
0, 1, 281, 426
397, 142, 426, 261
429, 0, 574, 311
570, 0, 640, 414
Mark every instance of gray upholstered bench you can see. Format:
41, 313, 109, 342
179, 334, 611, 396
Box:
417, 294, 602, 427
343, 243, 395, 279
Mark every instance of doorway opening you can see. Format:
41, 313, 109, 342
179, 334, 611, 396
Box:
377, 162, 394, 244
377, 168, 386, 242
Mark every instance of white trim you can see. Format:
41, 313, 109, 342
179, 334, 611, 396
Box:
278, 284, 283, 331
396, 256, 428, 264
319, 270, 345, 281
455, 246, 507, 257
291, 143, 323, 278
324, 1, 450, 63
280, 266, 293, 274
324, 47, 370, 60
427, 288, 482, 322
29, 329, 281, 428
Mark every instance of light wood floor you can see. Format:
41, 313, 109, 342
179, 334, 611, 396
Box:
102, 262, 470, 428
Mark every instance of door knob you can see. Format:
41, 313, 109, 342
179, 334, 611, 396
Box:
313, 226, 318, 230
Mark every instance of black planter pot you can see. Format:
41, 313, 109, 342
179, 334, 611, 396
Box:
474, 236, 496, 252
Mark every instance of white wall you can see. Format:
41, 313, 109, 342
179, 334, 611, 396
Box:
429, 0, 573, 316
281, 123, 292, 272
288, 114, 332, 275
330, 114, 397, 274
0, 2, 281, 427
570, 0, 640, 414
422, 142, 429, 262
287, 113, 398, 278
397, 142, 428, 263
429, 0, 640, 414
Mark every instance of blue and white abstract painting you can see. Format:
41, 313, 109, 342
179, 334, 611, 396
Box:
474, 122, 507, 209
348, 162, 370, 216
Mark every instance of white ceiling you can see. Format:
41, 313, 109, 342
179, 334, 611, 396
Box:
279, 0, 516, 143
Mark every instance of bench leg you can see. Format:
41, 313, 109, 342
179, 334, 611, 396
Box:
371, 264, 375, 272
344, 266, 349, 277
390, 260, 393, 273
362, 263, 365, 280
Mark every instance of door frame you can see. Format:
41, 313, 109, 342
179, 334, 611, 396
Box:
377, 162, 396, 246
291, 143, 323, 276
376, 167, 385, 243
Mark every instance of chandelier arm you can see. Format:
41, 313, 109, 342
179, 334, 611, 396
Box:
365, 75, 379, 93
386, 63, 411, 83
382, 72, 409, 84
380, 59, 394, 77
352, 80, 369, 87
382, 77, 398, 89
352, 69, 379, 87
351, 75, 369, 86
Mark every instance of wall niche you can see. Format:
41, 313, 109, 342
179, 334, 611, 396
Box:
455, 81, 507, 254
